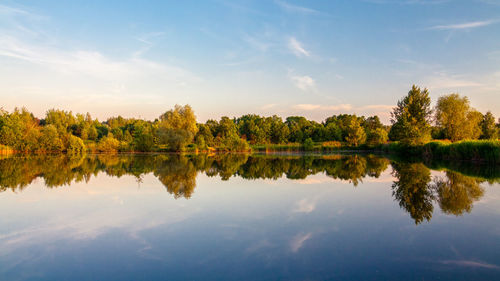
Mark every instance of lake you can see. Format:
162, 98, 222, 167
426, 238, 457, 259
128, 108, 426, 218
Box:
0, 153, 499, 280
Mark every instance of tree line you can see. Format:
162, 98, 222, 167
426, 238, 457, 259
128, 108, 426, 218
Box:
0, 85, 498, 153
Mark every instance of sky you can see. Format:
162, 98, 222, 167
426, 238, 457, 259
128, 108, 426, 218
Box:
0, 0, 499, 124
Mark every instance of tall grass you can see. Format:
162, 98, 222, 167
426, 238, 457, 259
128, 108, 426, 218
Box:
384, 140, 500, 164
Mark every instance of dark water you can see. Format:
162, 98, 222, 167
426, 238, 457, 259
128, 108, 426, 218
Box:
0, 154, 499, 281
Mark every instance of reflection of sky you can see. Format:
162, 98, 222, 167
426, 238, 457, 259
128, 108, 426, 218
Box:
1, 170, 500, 280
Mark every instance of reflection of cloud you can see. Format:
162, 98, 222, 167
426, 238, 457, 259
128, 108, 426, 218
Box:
290, 232, 312, 252
0, 202, 192, 259
293, 198, 316, 213
440, 260, 500, 270
245, 239, 273, 254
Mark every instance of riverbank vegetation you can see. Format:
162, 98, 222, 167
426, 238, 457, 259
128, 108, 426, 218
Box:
0, 85, 498, 162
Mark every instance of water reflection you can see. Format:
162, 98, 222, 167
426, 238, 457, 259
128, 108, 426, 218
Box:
0, 153, 497, 224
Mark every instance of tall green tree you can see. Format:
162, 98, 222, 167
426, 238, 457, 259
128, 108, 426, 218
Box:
481, 111, 498, 140
345, 118, 366, 146
389, 85, 432, 145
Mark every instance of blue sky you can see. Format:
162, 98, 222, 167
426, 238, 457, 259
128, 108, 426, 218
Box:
0, 0, 499, 123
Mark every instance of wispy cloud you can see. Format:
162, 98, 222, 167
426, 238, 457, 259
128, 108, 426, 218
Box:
424, 72, 483, 89
0, 5, 25, 15
275, 0, 318, 14
365, 0, 450, 4
290, 75, 316, 91
292, 104, 352, 111
260, 103, 277, 110
288, 37, 310, 57
0, 36, 196, 83
430, 20, 497, 30
244, 34, 272, 52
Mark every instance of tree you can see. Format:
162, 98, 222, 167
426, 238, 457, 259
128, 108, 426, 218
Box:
390, 85, 432, 145
45, 109, 76, 135
434, 94, 483, 141
195, 124, 215, 147
67, 135, 86, 154
39, 125, 63, 152
367, 128, 388, 146
269, 115, 289, 144
481, 111, 498, 140
158, 105, 198, 151
97, 135, 121, 153
303, 137, 314, 151
216, 116, 238, 139
345, 118, 366, 146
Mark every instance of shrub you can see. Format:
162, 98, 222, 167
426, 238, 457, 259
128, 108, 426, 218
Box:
303, 138, 314, 151
97, 136, 121, 153
219, 135, 250, 152
67, 135, 86, 154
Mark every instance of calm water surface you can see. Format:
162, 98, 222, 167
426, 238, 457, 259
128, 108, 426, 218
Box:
0, 154, 499, 280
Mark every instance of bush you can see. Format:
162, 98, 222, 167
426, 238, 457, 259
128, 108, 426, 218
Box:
303, 138, 314, 151
67, 135, 86, 154
219, 135, 250, 152
97, 136, 121, 153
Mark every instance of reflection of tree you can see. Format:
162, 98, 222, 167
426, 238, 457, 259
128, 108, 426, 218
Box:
433, 171, 484, 216
335, 155, 367, 186
391, 162, 434, 225
365, 155, 390, 178
154, 155, 197, 199
0, 153, 492, 213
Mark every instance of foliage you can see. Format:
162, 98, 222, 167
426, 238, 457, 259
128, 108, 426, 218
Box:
390, 85, 432, 145
386, 140, 500, 164
67, 135, 86, 154
435, 94, 483, 141
367, 128, 388, 146
345, 117, 366, 146
97, 136, 121, 153
481, 111, 498, 140
302, 138, 314, 151
39, 125, 63, 153
158, 105, 198, 151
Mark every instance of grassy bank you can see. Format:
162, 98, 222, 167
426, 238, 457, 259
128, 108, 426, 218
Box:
382, 140, 500, 164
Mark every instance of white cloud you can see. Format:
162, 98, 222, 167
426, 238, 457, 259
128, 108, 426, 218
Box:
430, 20, 497, 30
260, 103, 277, 110
292, 103, 353, 111
275, 0, 318, 14
291, 75, 316, 91
288, 37, 310, 57
424, 72, 483, 89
